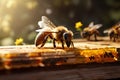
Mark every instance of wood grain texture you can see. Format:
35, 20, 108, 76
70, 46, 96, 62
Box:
0, 38, 120, 80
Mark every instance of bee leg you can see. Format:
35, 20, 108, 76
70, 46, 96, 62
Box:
94, 34, 97, 41
113, 34, 116, 42
71, 41, 74, 48
40, 35, 49, 47
110, 35, 112, 41
109, 31, 114, 41
53, 38, 56, 48
87, 35, 90, 41
61, 40, 64, 49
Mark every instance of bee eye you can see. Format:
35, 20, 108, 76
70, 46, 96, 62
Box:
63, 33, 69, 40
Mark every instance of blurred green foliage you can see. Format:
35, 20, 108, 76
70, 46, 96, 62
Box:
0, 0, 120, 45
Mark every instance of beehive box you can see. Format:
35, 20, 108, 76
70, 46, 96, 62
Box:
0, 43, 119, 70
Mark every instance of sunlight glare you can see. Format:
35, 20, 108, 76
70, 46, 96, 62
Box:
6, 0, 16, 8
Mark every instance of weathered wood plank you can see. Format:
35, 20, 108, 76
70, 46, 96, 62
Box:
0, 39, 119, 70
0, 39, 120, 80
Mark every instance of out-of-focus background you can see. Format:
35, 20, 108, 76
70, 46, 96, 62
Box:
0, 0, 120, 46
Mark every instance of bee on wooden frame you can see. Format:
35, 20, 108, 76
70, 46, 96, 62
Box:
35, 16, 74, 49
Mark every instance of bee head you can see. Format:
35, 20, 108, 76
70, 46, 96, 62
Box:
63, 32, 73, 47
81, 31, 89, 38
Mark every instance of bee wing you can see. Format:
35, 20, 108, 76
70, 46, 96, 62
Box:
89, 24, 102, 31
94, 24, 102, 29
36, 29, 41, 32
47, 18, 56, 29
36, 27, 52, 32
36, 28, 58, 33
88, 22, 94, 27
38, 16, 56, 29
103, 28, 112, 33
103, 29, 109, 33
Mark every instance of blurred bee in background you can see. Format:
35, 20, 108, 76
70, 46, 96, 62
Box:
81, 22, 102, 41
35, 16, 74, 48
104, 22, 120, 42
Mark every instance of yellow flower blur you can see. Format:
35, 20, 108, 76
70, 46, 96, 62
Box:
15, 38, 24, 45
75, 21, 83, 29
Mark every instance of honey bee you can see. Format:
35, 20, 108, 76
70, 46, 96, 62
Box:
81, 22, 102, 41
104, 22, 120, 42
35, 16, 74, 48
